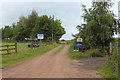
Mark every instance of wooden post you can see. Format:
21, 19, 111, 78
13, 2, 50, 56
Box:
7, 45, 9, 55
15, 42, 17, 53
110, 42, 112, 54
37, 41, 39, 47
31, 41, 33, 50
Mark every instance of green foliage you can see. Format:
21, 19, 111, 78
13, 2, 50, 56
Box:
26, 10, 38, 37
75, 1, 117, 50
98, 42, 120, 79
32, 15, 65, 41
13, 22, 26, 40
3, 26, 13, 39
67, 40, 88, 59
114, 38, 120, 42
73, 2, 119, 78
0, 28, 2, 39
32, 15, 50, 39
53, 19, 65, 41
2, 10, 65, 41
99, 54, 119, 78
67, 40, 105, 59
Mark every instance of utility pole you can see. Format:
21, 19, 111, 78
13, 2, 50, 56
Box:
117, 20, 119, 54
118, 1, 120, 54
52, 15, 54, 41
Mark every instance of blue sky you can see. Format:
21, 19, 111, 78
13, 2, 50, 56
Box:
0, 0, 119, 40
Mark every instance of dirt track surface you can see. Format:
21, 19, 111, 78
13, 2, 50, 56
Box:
2, 44, 106, 78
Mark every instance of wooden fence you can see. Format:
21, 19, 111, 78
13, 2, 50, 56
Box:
0, 43, 17, 55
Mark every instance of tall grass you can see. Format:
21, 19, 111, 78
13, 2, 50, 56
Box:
98, 53, 119, 78
67, 40, 106, 59
98, 44, 119, 79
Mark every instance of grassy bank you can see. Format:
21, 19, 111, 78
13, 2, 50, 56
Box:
67, 40, 105, 59
2, 43, 59, 69
98, 48, 119, 79
67, 40, 88, 59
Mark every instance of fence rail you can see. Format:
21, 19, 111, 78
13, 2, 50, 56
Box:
0, 43, 17, 55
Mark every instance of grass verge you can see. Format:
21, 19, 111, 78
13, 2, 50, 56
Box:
2, 43, 59, 69
67, 40, 119, 79
67, 40, 93, 59
98, 52, 119, 79
67, 40, 106, 59
55, 44, 65, 54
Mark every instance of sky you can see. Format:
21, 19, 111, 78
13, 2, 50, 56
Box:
0, 0, 119, 40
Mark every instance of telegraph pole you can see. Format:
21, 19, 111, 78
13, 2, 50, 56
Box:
52, 15, 54, 41
118, 1, 120, 54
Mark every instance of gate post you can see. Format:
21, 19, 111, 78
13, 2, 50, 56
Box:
15, 42, 17, 53
7, 45, 9, 54
110, 42, 112, 54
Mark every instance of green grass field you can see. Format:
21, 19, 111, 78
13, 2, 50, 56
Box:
1, 42, 53, 55
1, 42, 59, 69
1, 42, 32, 54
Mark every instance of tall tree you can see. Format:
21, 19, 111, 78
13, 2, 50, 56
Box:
76, 1, 117, 49
32, 15, 65, 41
2, 10, 65, 41
25, 10, 38, 37
13, 22, 25, 40
3, 26, 13, 39
53, 19, 65, 41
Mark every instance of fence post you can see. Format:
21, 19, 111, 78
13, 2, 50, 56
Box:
110, 42, 112, 54
31, 41, 33, 50
117, 42, 119, 54
7, 45, 9, 55
15, 42, 17, 53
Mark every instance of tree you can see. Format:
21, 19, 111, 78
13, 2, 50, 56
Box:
1, 28, 4, 39
13, 22, 25, 40
0, 28, 2, 39
12, 10, 38, 40
32, 15, 65, 41
32, 15, 50, 39
53, 19, 65, 41
2, 10, 65, 41
3, 26, 13, 39
24, 10, 38, 37
76, 1, 117, 49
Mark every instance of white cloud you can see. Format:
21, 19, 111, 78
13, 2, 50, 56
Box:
0, 0, 119, 40
1, 2, 84, 40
